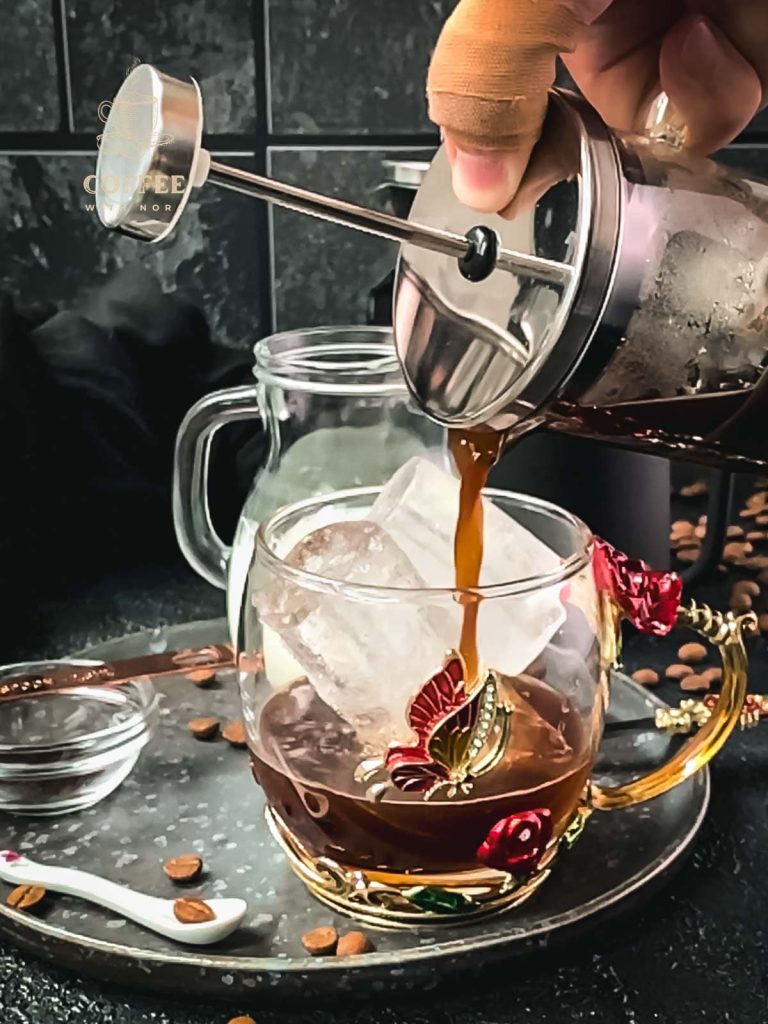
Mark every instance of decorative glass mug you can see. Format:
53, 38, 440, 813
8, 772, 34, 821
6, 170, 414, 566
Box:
237, 486, 753, 927
173, 326, 445, 640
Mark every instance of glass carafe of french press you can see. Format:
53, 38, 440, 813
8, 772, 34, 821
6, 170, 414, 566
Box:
96, 65, 768, 471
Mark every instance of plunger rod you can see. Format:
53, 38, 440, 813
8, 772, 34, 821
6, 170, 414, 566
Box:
207, 160, 572, 286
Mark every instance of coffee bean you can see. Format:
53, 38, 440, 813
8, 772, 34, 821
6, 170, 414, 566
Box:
301, 926, 339, 956
336, 931, 373, 956
676, 548, 701, 563
681, 674, 709, 693
727, 525, 746, 538
222, 721, 248, 748
188, 717, 219, 741
6, 884, 46, 911
678, 642, 708, 664
747, 491, 768, 508
757, 514, 768, 525
164, 855, 203, 883
665, 663, 694, 681
679, 481, 708, 498
733, 580, 761, 597
227, 1017, 257, 1024
186, 668, 216, 687
730, 591, 753, 612
701, 667, 722, 685
631, 668, 659, 686
743, 555, 768, 571
173, 898, 216, 924
694, 524, 707, 540
671, 519, 694, 536
723, 541, 753, 563
739, 508, 758, 519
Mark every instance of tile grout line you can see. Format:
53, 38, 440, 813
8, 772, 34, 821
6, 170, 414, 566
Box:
56, 0, 75, 133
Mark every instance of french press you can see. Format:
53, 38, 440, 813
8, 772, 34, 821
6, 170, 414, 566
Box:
96, 64, 768, 472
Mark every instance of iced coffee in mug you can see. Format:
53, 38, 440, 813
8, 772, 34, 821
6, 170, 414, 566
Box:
237, 455, 752, 926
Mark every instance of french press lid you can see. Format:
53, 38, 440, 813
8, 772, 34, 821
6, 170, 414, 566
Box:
95, 64, 620, 430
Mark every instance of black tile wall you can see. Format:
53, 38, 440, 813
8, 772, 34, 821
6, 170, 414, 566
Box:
270, 147, 410, 330
268, 0, 456, 135
0, 2, 60, 131
0, 153, 264, 347
65, 0, 257, 135
1, 3, 768, 348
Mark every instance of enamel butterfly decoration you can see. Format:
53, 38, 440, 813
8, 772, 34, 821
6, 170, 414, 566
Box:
355, 652, 513, 801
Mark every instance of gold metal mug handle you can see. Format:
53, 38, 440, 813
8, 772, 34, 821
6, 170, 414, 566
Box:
591, 600, 756, 810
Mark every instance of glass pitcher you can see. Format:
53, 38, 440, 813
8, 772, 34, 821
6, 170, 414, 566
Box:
173, 326, 446, 638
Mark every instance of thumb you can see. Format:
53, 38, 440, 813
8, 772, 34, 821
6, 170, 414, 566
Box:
427, 0, 582, 212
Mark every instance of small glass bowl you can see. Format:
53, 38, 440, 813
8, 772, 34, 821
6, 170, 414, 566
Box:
0, 661, 159, 816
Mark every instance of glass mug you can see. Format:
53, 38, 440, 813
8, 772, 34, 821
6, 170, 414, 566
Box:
173, 326, 445, 643
237, 488, 752, 926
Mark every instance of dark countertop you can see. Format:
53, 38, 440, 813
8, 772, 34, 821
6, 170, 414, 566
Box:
1, 545, 768, 1024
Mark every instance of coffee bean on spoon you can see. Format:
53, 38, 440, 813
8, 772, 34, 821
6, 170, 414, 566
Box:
164, 855, 203, 883
6, 884, 46, 911
678, 642, 707, 664
631, 668, 659, 686
188, 717, 219, 741
173, 898, 216, 924
665, 663, 694, 681
301, 926, 339, 956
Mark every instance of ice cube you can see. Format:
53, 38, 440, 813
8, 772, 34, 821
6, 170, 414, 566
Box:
368, 457, 566, 678
255, 519, 458, 748
254, 459, 567, 750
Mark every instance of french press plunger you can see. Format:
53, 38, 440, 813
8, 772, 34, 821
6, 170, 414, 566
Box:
96, 64, 768, 471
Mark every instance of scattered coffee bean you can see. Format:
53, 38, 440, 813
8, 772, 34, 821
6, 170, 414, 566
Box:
164, 855, 203, 883
676, 548, 701, 563
733, 580, 761, 597
631, 668, 659, 686
747, 491, 768, 508
222, 721, 248, 748
671, 519, 694, 536
739, 509, 758, 519
746, 531, 767, 542
757, 514, 768, 525
723, 541, 752, 563
173, 898, 216, 924
675, 541, 701, 554
701, 667, 722, 685
186, 668, 216, 687
758, 570, 768, 585
730, 591, 753, 612
188, 717, 219, 741
743, 555, 768, 571
694, 524, 707, 540
301, 926, 339, 956
336, 931, 373, 957
681, 674, 709, 693
6, 884, 46, 911
680, 481, 708, 498
665, 663, 694, 681
727, 525, 745, 538
678, 642, 708, 664
227, 1017, 257, 1024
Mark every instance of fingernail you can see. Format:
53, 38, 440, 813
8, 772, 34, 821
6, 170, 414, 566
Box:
450, 147, 527, 213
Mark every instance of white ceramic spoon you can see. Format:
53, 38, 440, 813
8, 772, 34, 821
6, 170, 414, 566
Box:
0, 851, 254, 946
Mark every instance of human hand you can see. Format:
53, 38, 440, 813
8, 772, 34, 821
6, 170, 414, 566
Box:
428, 0, 768, 213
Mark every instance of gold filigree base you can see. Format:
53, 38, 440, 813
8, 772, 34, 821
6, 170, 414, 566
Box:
266, 807, 568, 928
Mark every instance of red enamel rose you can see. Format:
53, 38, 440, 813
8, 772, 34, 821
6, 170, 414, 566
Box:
593, 538, 681, 636
476, 809, 553, 876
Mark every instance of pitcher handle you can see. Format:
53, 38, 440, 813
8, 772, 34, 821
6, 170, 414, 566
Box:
592, 600, 755, 810
173, 385, 263, 589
